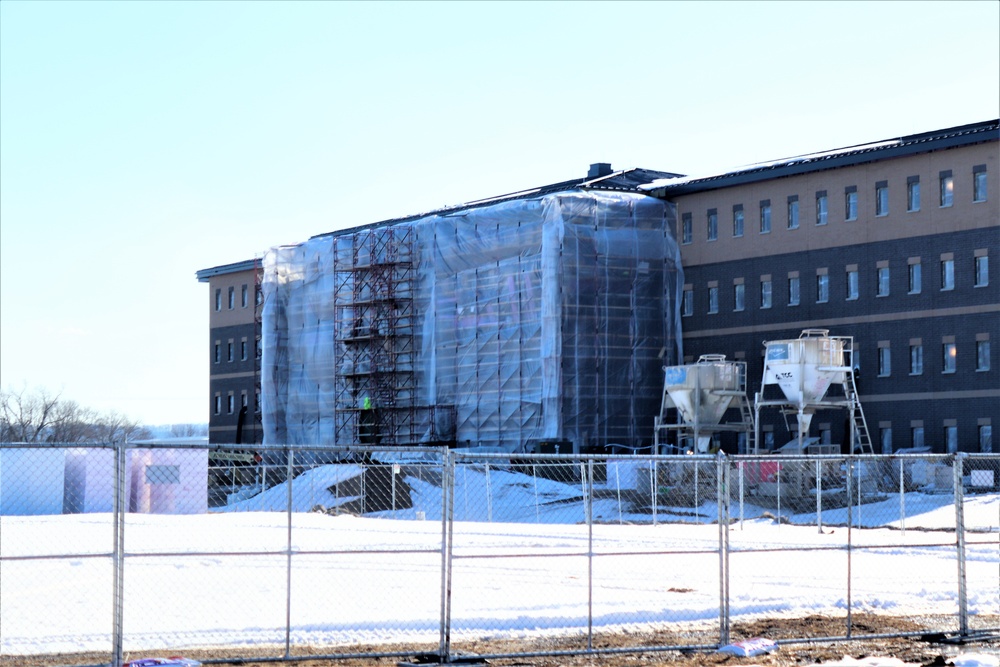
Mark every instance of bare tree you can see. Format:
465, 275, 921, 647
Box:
0, 385, 151, 443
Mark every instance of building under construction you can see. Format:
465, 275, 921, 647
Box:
260, 169, 684, 453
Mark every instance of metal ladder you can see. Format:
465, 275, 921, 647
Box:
738, 395, 756, 453
842, 369, 875, 454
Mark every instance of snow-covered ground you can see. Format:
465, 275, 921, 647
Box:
1, 464, 998, 657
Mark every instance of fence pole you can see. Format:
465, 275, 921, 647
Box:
439, 449, 455, 662
899, 459, 906, 538
717, 452, 730, 645
112, 441, 126, 667
739, 462, 744, 530
485, 462, 492, 523
586, 459, 594, 652
652, 459, 658, 526
284, 449, 294, 659
953, 452, 968, 637
846, 457, 854, 638
816, 459, 823, 534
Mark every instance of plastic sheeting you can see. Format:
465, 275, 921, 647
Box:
261, 190, 682, 453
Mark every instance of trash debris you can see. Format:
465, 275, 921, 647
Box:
806, 657, 919, 666
123, 658, 202, 667
716, 637, 778, 657
949, 654, 1000, 667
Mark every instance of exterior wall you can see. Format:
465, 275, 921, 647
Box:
205, 267, 262, 445
671, 140, 999, 454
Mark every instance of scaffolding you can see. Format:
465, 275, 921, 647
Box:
261, 191, 682, 453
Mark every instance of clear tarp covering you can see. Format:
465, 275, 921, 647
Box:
261, 190, 682, 453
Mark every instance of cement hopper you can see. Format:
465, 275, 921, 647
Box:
663, 354, 745, 452
762, 329, 850, 435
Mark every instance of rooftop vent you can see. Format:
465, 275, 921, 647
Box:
588, 163, 613, 179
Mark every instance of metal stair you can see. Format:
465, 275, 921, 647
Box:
842, 368, 874, 454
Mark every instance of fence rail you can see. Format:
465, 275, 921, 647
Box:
1, 442, 998, 666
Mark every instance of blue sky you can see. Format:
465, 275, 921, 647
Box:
1, 1, 998, 426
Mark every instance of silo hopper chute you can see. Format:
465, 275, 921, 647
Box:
654, 354, 755, 454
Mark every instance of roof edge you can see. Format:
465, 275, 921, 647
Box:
196, 258, 261, 282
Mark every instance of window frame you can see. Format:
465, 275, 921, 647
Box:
846, 268, 859, 300
875, 181, 889, 217
910, 344, 923, 375
787, 276, 800, 306
760, 278, 772, 309
973, 165, 987, 202
975, 254, 989, 287
939, 170, 953, 207
682, 288, 694, 317
681, 213, 693, 245
941, 258, 955, 291
787, 195, 799, 230
759, 200, 771, 234
845, 186, 858, 221
241, 284, 249, 308
816, 273, 829, 303
732, 205, 744, 238
815, 191, 828, 226
876, 266, 890, 297
942, 341, 957, 374
708, 286, 719, 314
733, 283, 745, 312
908, 261, 922, 294
707, 209, 718, 242
907, 176, 920, 212
878, 346, 891, 377
977, 340, 991, 371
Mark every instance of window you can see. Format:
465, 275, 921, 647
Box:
846, 268, 859, 300
708, 286, 719, 314
787, 195, 799, 229
876, 265, 890, 297
908, 260, 921, 294
910, 344, 923, 375
214, 342, 221, 364
764, 431, 775, 449
255, 287, 263, 307
734, 283, 745, 311
241, 392, 248, 409
732, 205, 744, 237
241, 284, 248, 308
943, 341, 957, 373
227, 341, 233, 363
815, 191, 828, 225
682, 288, 693, 317
788, 275, 800, 306
227, 286, 235, 309
816, 274, 829, 303
907, 176, 920, 212
845, 186, 858, 221
215, 289, 222, 311
941, 257, 955, 290
911, 427, 924, 448
980, 425, 993, 453
681, 213, 692, 244
977, 339, 991, 371
975, 253, 989, 287
875, 181, 888, 216
255, 391, 262, 413
707, 209, 718, 241
880, 427, 892, 454
973, 165, 987, 202
939, 170, 953, 207
760, 278, 772, 309
214, 395, 221, 415
227, 394, 235, 415
760, 200, 771, 233
878, 344, 891, 377
945, 426, 958, 454
241, 340, 248, 361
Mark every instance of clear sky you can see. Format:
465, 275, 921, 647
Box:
1, 1, 998, 427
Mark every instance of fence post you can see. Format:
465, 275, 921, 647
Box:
439, 448, 455, 663
953, 452, 968, 637
112, 441, 127, 667
586, 458, 594, 652
846, 457, 854, 638
717, 451, 730, 645
284, 448, 294, 659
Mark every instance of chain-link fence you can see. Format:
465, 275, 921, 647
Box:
1, 443, 998, 665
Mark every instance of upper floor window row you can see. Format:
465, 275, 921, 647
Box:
678, 164, 988, 242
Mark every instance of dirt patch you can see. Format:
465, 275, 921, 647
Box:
5, 615, 998, 667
